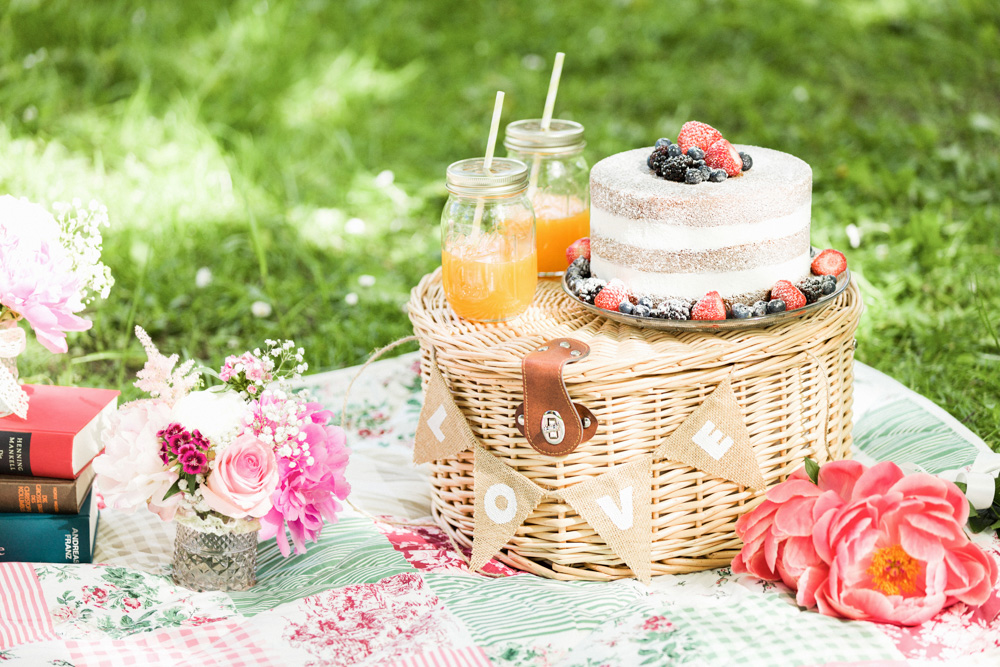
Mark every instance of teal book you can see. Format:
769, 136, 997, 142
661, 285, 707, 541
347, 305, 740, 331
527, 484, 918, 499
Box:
0, 488, 99, 563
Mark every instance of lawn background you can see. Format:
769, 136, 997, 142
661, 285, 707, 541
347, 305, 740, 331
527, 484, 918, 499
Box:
1, 0, 998, 449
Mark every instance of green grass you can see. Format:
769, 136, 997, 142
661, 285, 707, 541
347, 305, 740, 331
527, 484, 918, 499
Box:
1, 0, 998, 448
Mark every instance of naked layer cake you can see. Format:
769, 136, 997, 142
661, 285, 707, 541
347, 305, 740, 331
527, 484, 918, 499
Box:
589, 145, 812, 305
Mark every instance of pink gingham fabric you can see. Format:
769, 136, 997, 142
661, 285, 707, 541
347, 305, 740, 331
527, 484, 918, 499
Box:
64, 619, 283, 667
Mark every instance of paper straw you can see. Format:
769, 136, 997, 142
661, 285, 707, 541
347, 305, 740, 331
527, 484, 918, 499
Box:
528, 52, 565, 200
473, 91, 506, 235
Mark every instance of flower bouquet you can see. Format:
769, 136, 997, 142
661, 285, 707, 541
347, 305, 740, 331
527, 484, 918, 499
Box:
0, 195, 113, 417
94, 327, 351, 591
733, 459, 998, 626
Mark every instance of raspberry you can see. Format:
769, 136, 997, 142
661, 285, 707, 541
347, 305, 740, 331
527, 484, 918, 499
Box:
811, 249, 847, 276
677, 121, 724, 154
691, 291, 727, 321
770, 280, 807, 310
594, 279, 630, 311
704, 139, 743, 177
566, 237, 591, 264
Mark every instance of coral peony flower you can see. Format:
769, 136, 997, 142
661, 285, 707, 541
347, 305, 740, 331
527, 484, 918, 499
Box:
201, 433, 279, 518
93, 399, 181, 521
259, 404, 351, 556
735, 460, 999, 626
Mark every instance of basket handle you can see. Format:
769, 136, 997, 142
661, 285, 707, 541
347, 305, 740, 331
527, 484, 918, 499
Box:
340, 335, 420, 430
799, 351, 833, 463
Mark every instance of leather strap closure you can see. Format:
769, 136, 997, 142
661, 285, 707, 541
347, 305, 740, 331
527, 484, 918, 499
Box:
515, 338, 596, 456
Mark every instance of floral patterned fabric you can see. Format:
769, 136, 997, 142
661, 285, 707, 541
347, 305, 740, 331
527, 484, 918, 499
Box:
1, 352, 998, 667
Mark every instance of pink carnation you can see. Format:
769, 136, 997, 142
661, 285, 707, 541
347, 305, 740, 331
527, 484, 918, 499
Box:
259, 404, 350, 556
734, 460, 999, 626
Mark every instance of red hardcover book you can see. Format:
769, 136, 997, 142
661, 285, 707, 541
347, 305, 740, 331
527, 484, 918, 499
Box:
0, 385, 119, 480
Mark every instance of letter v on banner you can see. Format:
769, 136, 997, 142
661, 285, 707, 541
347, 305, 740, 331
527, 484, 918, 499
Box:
413, 360, 479, 464
559, 455, 653, 583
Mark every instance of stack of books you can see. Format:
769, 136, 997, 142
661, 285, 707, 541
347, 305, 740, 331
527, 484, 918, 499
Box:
0, 385, 119, 564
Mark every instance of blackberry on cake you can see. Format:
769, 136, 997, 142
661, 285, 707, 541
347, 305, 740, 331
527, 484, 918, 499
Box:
654, 298, 692, 320
576, 277, 605, 304
656, 154, 694, 182
567, 256, 591, 278
795, 275, 834, 304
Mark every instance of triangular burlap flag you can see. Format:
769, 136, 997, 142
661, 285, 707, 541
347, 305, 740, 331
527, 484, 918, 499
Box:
559, 455, 653, 583
413, 361, 479, 464
470, 444, 545, 572
653, 378, 766, 491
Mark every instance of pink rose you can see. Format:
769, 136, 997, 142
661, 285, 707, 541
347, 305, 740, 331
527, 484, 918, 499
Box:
201, 433, 279, 518
735, 460, 999, 626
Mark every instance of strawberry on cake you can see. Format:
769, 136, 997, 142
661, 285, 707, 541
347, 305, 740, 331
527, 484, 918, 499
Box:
589, 122, 813, 306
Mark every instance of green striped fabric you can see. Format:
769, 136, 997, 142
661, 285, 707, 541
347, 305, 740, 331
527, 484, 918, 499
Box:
228, 516, 414, 615
423, 572, 644, 646
854, 397, 981, 474
668, 594, 899, 665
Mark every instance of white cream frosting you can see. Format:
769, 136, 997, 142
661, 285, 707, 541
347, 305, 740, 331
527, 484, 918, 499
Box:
590, 202, 810, 252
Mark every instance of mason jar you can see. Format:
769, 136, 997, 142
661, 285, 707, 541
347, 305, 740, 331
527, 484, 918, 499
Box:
504, 119, 589, 276
441, 157, 537, 322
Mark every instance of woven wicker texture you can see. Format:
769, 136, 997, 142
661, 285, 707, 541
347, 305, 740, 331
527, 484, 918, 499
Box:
408, 269, 863, 581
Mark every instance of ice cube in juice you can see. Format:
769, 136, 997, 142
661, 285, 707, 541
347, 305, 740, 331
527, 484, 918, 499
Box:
442, 236, 537, 322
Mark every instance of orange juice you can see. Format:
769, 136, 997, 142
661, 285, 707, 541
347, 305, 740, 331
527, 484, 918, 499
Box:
536, 207, 590, 275
442, 246, 537, 322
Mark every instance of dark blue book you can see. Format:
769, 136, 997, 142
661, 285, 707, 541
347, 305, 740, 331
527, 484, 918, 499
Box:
0, 488, 99, 563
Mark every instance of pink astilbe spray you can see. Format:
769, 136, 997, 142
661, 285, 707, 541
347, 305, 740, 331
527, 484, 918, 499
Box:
259, 403, 351, 556
134, 325, 201, 405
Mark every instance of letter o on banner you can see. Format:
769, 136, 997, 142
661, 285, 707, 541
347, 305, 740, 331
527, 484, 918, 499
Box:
484, 483, 517, 524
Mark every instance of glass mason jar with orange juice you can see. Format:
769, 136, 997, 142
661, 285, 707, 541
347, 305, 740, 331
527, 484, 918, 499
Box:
441, 158, 538, 322
504, 119, 589, 276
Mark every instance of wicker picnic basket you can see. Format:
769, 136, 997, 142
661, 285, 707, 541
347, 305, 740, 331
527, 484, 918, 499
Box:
408, 269, 863, 581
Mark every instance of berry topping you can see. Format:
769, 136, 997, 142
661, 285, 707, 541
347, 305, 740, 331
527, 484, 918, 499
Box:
654, 298, 692, 320
704, 139, 743, 177
770, 280, 807, 310
685, 167, 704, 184
766, 299, 786, 314
795, 276, 827, 304
637, 296, 655, 310
699, 165, 712, 181
667, 144, 682, 157
633, 304, 652, 318
567, 256, 591, 279
731, 303, 752, 319
594, 279, 630, 311
576, 277, 605, 304
709, 169, 728, 183
811, 249, 848, 276
820, 274, 837, 295
619, 300, 635, 315
692, 291, 727, 321
739, 151, 753, 171
751, 300, 768, 317
566, 237, 591, 265
677, 121, 724, 154
686, 146, 706, 161
656, 154, 694, 182
654, 137, 672, 149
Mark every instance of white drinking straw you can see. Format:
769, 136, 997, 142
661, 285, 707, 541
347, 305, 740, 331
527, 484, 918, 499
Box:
527, 52, 565, 200
473, 91, 505, 235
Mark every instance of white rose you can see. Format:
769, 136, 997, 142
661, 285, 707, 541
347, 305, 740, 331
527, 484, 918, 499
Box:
0, 195, 62, 251
171, 388, 247, 442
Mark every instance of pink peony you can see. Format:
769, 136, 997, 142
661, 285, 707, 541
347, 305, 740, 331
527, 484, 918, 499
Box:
201, 433, 279, 519
93, 399, 181, 521
734, 460, 999, 626
259, 404, 351, 556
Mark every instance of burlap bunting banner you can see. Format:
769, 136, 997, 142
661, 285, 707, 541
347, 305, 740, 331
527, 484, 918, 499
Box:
413, 360, 479, 464
559, 455, 653, 583
469, 444, 545, 573
653, 378, 766, 491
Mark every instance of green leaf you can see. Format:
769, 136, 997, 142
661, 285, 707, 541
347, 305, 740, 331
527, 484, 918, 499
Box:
804, 458, 820, 485
162, 478, 183, 500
